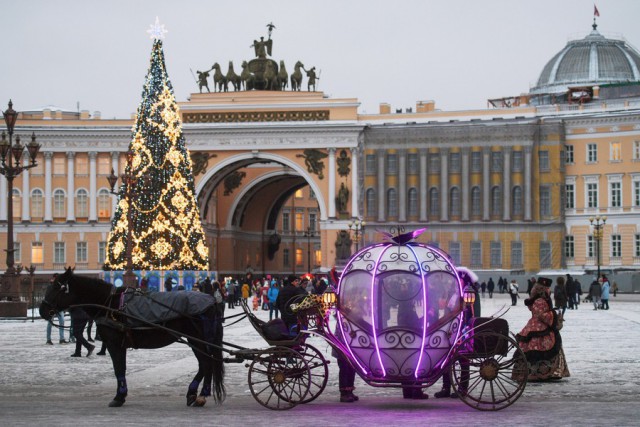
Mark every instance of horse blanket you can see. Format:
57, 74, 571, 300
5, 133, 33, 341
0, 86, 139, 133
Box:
121, 291, 216, 326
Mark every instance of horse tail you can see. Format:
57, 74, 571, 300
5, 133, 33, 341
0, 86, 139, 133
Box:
211, 314, 226, 403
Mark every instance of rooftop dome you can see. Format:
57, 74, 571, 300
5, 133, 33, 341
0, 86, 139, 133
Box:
531, 24, 640, 95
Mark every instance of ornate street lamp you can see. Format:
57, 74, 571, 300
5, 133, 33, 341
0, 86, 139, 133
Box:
589, 215, 607, 281
303, 226, 316, 274
1, 101, 40, 314
348, 218, 366, 252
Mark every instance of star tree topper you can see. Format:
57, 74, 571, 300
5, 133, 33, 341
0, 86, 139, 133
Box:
147, 16, 168, 40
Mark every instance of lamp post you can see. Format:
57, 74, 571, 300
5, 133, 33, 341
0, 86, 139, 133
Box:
0, 101, 40, 315
589, 215, 607, 281
348, 218, 366, 252
303, 226, 315, 274
106, 150, 145, 288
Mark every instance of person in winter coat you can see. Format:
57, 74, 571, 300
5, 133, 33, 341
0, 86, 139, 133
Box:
553, 276, 568, 316
588, 278, 602, 310
69, 307, 95, 357
487, 278, 495, 298
565, 274, 576, 309
241, 281, 250, 303
267, 280, 280, 320
509, 279, 520, 306
600, 275, 611, 310
276, 276, 307, 334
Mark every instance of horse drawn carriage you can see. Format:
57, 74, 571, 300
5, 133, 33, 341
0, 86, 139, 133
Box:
40, 229, 527, 411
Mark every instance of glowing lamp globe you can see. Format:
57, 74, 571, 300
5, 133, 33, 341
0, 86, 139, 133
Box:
335, 239, 464, 384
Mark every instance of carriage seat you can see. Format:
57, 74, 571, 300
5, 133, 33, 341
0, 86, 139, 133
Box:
260, 318, 291, 341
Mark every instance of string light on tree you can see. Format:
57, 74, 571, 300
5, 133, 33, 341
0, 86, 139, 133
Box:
105, 18, 208, 272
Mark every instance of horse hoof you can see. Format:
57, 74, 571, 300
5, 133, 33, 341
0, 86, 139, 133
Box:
194, 396, 206, 407
109, 399, 125, 407
186, 394, 197, 406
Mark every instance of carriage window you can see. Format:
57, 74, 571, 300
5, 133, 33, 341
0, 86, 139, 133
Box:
339, 270, 373, 332
425, 272, 459, 327
375, 272, 423, 334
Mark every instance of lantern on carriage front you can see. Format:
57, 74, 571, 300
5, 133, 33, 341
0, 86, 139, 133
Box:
333, 230, 465, 384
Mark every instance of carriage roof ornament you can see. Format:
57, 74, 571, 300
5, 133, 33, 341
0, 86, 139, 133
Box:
378, 226, 427, 245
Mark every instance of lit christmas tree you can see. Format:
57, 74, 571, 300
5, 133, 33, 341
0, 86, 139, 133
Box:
105, 19, 209, 271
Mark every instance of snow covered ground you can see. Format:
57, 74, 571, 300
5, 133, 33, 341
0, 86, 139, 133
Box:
0, 292, 638, 426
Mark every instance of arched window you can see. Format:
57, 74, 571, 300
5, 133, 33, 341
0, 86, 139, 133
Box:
471, 186, 481, 217
53, 189, 66, 218
450, 187, 461, 216
366, 188, 376, 218
31, 189, 43, 218
98, 189, 111, 218
76, 189, 88, 218
429, 188, 439, 218
12, 189, 21, 219
387, 188, 398, 217
512, 186, 523, 216
491, 186, 501, 217
408, 187, 418, 217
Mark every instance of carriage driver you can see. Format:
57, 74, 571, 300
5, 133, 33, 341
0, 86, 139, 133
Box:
275, 275, 307, 335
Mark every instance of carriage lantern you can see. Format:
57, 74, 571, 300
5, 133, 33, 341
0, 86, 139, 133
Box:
321, 284, 337, 308
463, 284, 476, 305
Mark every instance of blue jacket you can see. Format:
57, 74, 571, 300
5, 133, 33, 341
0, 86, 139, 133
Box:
601, 281, 610, 299
267, 285, 279, 304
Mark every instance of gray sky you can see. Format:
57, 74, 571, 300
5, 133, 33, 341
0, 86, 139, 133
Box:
2, 0, 640, 119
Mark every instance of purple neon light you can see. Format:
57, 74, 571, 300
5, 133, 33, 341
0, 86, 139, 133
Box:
370, 245, 387, 377
406, 244, 428, 379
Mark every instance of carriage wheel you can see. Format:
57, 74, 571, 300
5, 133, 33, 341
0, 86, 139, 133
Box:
451, 331, 528, 411
248, 346, 311, 410
296, 343, 329, 404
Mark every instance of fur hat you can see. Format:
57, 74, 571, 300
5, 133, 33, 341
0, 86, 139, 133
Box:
537, 277, 552, 287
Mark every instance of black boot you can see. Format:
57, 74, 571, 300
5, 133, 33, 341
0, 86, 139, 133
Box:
434, 388, 451, 398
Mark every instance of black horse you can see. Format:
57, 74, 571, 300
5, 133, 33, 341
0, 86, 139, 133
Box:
39, 267, 225, 408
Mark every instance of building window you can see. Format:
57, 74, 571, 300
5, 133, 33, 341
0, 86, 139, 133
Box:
587, 235, 594, 258
387, 188, 398, 217
587, 143, 597, 163
610, 181, 621, 208
97, 156, 111, 175
450, 187, 461, 216
610, 142, 622, 162
13, 242, 21, 263
429, 188, 439, 218
539, 241, 552, 268
387, 153, 398, 175
471, 186, 481, 217
366, 188, 376, 218
471, 151, 482, 172
31, 189, 44, 218
491, 186, 501, 217
564, 235, 574, 259
408, 188, 418, 217
98, 241, 107, 264
76, 189, 88, 218
314, 247, 322, 266
539, 150, 550, 171
12, 189, 21, 219
565, 145, 574, 164
76, 242, 88, 263
76, 156, 88, 175
309, 213, 317, 231
587, 183, 598, 208
429, 153, 440, 173
98, 189, 111, 218
309, 188, 316, 199
407, 153, 418, 174
611, 235, 622, 258
512, 186, 523, 216
32, 242, 43, 264
295, 189, 303, 199
295, 212, 304, 230
295, 248, 303, 267
634, 179, 640, 207
53, 156, 65, 175
540, 186, 551, 216
449, 242, 461, 265
634, 141, 640, 160
511, 241, 523, 268
53, 189, 66, 218
512, 150, 523, 172
365, 154, 376, 175
635, 234, 640, 258
54, 242, 65, 264
282, 212, 290, 232
470, 241, 482, 268
491, 151, 502, 172
283, 248, 290, 267
490, 241, 502, 268
449, 152, 461, 173
565, 183, 575, 209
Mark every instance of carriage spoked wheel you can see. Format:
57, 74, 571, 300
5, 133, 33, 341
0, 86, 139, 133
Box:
294, 343, 329, 404
451, 331, 528, 411
248, 346, 311, 410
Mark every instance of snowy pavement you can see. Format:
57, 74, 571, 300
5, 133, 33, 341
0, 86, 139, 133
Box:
0, 293, 639, 426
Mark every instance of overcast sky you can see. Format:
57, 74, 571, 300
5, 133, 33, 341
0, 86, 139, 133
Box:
2, 0, 640, 119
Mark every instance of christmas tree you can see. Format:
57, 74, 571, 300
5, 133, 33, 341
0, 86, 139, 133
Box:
105, 20, 209, 271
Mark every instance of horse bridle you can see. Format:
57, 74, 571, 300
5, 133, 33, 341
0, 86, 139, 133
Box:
42, 276, 70, 319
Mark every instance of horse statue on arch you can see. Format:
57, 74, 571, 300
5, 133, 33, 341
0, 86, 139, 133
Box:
39, 267, 225, 408
263, 61, 279, 91
241, 61, 256, 91
212, 63, 227, 92
291, 61, 304, 91
225, 61, 241, 92
278, 60, 289, 91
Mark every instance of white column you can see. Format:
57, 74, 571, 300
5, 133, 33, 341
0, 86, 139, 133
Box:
111, 152, 120, 214
461, 148, 470, 221
328, 148, 336, 218
398, 149, 407, 222
440, 148, 449, 222
503, 147, 512, 221
44, 152, 53, 221
483, 147, 491, 221
89, 151, 97, 221
21, 153, 30, 221
419, 148, 428, 222
524, 146, 532, 221
377, 149, 386, 222
66, 151, 75, 221
0, 174, 6, 221
350, 147, 359, 217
